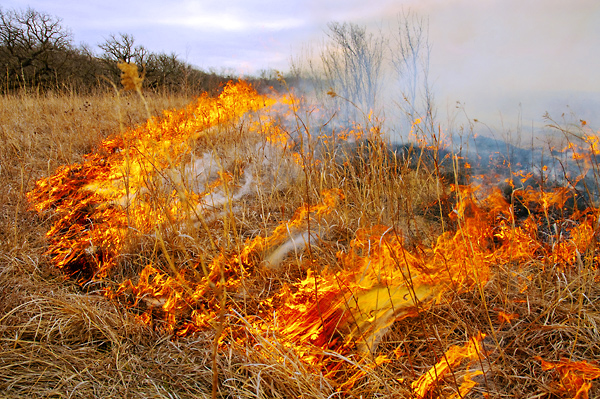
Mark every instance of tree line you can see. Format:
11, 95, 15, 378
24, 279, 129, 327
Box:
0, 4, 435, 133
0, 7, 247, 94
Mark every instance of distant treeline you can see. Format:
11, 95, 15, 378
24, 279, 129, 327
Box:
0, 7, 285, 95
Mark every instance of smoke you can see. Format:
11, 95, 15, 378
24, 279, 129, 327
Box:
264, 230, 319, 267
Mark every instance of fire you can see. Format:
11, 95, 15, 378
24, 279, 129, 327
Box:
272, 179, 592, 359
113, 187, 345, 336
28, 81, 278, 281
537, 357, 600, 399
411, 333, 486, 398
27, 80, 600, 393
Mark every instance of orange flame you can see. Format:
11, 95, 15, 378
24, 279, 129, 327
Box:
412, 333, 486, 399
28, 81, 278, 280
27, 80, 600, 392
537, 357, 600, 399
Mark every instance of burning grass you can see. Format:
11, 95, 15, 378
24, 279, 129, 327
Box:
1, 82, 600, 398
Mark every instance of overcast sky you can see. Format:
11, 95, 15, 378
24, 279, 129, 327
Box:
3, 0, 599, 132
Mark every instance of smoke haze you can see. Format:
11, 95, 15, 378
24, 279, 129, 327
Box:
2, 0, 598, 130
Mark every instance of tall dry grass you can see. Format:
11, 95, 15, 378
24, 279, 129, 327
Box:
0, 89, 218, 398
0, 85, 599, 399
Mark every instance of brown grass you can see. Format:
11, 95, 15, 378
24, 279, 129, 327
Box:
0, 90, 216, 398
1, 87, 599, 398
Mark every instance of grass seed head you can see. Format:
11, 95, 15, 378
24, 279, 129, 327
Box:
118, 61, 145, 92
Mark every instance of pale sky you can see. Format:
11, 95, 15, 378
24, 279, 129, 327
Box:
3, 0, 599, 131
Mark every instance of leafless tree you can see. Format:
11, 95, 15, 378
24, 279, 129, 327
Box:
97, 33, 152, 86
290, 14, 435, 138
320, 22, 386, 122
391, 11, 436, 135
98, 33, 147, 64
0, 7, 73, 89
144, 51, 186, 90
0, 7, 265, 94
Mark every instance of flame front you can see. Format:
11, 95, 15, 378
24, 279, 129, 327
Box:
29, 81, 277, 280
28, 81, 600, 393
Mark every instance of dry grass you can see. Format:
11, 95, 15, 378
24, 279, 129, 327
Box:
1, 87, 600, 399
0, 90, 217, 398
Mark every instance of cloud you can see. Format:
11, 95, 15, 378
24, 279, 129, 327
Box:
156, 14, 306, 33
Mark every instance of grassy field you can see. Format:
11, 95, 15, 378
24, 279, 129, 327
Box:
1, 83, 599, 398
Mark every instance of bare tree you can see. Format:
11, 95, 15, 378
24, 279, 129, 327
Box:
144, 51, 186, 90
97, 33, 151, 86
290, 14, 434, 139
320, 22, 386, 122
391, 11, 436, 135
0, 7, 73, 89
98, 33, 147, 64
